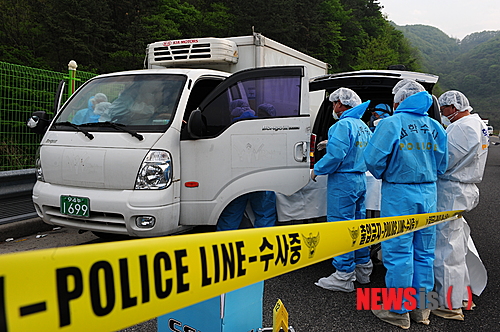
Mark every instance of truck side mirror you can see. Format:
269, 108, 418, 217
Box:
27, 111, 50, 135
187, 109, 207, 139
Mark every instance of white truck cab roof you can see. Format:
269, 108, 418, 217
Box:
86, 68, 231, 80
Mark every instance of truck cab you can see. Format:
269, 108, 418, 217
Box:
29, 34, 330, 238
31, 64, 313, 237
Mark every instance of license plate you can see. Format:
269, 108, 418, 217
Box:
60, 196, 90, 217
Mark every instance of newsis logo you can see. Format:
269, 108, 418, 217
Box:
356, 286, 473, 311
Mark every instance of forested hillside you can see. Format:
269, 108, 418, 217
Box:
5, 0, 497, 127
395, 24, 500, 129
0, 0, 417, 74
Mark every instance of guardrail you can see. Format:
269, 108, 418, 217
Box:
0, 169, 37, 225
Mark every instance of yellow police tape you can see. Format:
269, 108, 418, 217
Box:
0, 210, 462, 332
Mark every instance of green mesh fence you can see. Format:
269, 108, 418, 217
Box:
0, 62, 97, 171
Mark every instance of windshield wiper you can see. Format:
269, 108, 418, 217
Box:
98, 122, 144, 141
53, 121, 94, 140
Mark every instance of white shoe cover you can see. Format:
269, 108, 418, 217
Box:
355, 260, 373, 284
410, 308, 431, 325
315, 271, 355, 292
372, 309, 410, 329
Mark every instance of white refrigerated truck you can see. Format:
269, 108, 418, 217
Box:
29, 33, 328, 237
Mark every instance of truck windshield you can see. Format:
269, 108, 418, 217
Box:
54, 74, 186, 130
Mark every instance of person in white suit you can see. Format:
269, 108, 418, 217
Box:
433, 90, 489, 321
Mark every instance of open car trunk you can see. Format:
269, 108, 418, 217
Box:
309, 69, 440, 161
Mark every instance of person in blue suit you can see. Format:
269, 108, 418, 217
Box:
257, 103, 277, 117
364, 80, 448, 329
312, 87, 373, 292
369, 103, 392, 131
216, 191, 277, 231
72, 93, 108, 125
230, 99, 257, 121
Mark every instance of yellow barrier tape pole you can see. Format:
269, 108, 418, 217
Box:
0, 210, 462, 332
273, 299, 288, 332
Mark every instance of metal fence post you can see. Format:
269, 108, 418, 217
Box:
67, 60, 77, 99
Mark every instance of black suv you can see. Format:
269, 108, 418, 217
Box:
309, 69, 441, 161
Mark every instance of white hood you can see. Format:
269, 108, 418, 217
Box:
40, 131, 162, 190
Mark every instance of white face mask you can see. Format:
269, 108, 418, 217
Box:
332, 110, 339, 120
441, 115, 451, 127
446, 110, 460, 122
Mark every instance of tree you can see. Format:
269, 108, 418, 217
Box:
337, 0, 419, 71
0, 0, 424, 75
0, 0, 48, 68
288, 0, 347, 69
354, 25, 420, 71
460, 30, 500, 53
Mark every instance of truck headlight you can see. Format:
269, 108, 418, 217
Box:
135, 150, 172, 190
35, 147, 44, 182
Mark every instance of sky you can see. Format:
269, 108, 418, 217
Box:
378, 0, 500, 40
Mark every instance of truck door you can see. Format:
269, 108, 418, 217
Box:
179, 66, 311, 225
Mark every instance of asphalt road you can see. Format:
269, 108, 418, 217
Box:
261, 136, 500, 332
1, 136, 499, 332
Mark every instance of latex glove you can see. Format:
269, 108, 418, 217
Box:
317, 140, 328, 151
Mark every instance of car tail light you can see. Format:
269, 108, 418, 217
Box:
310, 133, 316, 169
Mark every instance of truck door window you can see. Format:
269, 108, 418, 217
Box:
200, 75, 301, 137
184, 78, 223, 123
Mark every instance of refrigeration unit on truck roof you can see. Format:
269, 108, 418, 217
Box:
147, 38, 239, 68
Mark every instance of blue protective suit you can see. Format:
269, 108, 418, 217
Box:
216, 192, 277, 231
364, 91, 448, 313
72, 97, 100, 125
314, 101, 372, 273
